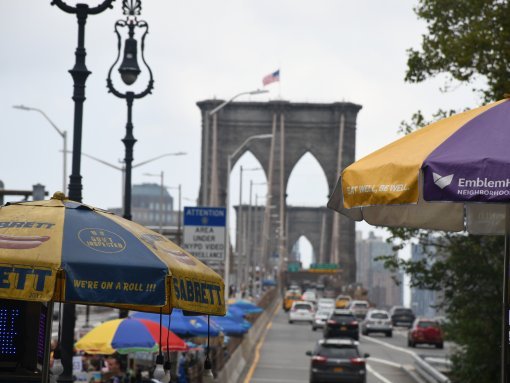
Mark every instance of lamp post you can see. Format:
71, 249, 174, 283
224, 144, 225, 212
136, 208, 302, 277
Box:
247, 181, 266, 296
50, 1, 114, 381
143, 175, 183, 244
106, 0, 154, 221
144, 171, 164, 233
202, 89, 269, 205
235, 167, 261, 297
225, 134, 272, 301
12, 105, 68, 193
168, 185, 182, 245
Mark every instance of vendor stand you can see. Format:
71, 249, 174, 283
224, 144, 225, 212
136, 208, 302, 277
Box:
0, 193, 225, 382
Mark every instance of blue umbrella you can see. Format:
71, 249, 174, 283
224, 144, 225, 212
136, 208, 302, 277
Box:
230, 300, 263, 314
224, 309, 252, 329
210, 316, 249, 336
227, 305, 247, 318
131, 309, 221, 337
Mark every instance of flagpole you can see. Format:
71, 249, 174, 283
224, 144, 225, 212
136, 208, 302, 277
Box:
278, 68, 282, 99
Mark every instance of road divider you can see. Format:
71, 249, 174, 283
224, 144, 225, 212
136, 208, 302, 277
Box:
214, 292, 281, 383
361, 334, 451, 383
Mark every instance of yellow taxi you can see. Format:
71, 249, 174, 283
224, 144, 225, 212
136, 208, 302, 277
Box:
283, 290, 302, 311
335, 294, 352, 309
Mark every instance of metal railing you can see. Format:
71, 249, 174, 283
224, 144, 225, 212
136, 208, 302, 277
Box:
413, 353, 452, 383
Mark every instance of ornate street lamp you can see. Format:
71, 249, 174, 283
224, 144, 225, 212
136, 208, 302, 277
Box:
107, 0, 154, 221
50, 1, 114, 382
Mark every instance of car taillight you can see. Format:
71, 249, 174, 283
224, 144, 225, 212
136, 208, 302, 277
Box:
291, 308, 297, 312
350, 320, 358, 326
312, 356, 328, 364
350, 357, 365, 366
327, 320, 336, 325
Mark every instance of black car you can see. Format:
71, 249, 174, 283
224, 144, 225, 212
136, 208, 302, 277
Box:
389, 306, 416, 328
306, 338, 369, 383
323, 309, 359, 340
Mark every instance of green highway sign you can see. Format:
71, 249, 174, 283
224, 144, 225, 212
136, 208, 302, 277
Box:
309, 263, 339, 270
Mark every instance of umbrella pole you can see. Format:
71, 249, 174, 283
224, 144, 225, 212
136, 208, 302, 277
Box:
502, 205, 510, 383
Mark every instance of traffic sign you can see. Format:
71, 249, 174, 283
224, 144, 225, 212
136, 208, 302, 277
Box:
182, 207, 226, 262
309, 263, 340, 273
287, 261, 302, 272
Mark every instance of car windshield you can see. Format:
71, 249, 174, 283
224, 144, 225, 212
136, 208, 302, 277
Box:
332, 314, 355, 321
370, 313, 389, 319
418, 321, 439, 328
317, 346, 359, 358
353, 303, 368, 308
317, 310, 331, 316
394, 308, 413, 315
294, 304, 312, 310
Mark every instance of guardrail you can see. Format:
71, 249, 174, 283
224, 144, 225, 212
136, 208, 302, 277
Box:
413, 353, 451, 383
215, 289, 280, 383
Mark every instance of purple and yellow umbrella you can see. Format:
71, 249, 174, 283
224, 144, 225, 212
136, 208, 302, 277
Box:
329, 98, 510, 234
0, 192, 225, 315
327, 97, 510, 383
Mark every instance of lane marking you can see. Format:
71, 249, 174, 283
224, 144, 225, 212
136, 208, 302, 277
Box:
368, 357, 402, 369
243, 302, 281, 383
367, 364, 394, 383
256, 363, 308, 371
361, 334, 416, 356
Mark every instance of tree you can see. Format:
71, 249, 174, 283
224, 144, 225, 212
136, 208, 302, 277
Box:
381, 229, 502, 382
406, 0, 510, 101
382, 1, 510, 381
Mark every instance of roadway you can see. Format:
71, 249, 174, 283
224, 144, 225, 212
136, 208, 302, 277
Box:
244, 306, 453, 383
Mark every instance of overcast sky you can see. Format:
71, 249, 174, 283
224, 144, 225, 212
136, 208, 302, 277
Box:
1, 1, 482, 267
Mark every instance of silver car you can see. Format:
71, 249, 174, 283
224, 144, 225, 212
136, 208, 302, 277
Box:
361, 309, 393, 337
312, 308, 333, 331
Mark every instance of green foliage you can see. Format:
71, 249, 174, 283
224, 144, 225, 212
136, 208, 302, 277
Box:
380, 232, 503, 382
406, 0, 510, 101
397, 109, 457, 135
386, 3, 510, 379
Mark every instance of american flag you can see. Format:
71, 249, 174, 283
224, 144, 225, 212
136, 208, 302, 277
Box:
262, 69, 280, 86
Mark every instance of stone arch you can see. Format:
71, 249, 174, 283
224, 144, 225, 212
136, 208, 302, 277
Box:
290, 235, 315, 268
286, 151, 330, 207
229, 150, 268, 249
197, 100, 362, 283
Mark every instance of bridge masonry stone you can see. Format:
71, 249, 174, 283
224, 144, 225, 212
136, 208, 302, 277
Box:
197, 100, 362, 283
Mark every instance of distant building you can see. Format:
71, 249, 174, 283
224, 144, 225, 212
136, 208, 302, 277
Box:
356, 231, 403, 309
109, 183, 178, 227
410, 243, 441, 317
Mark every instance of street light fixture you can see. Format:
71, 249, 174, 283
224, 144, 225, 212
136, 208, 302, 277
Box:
64, 150, 186, 215
235, 167, 261, 296
142, 173, 183, 246
202, 89, 269, 205
210, 89, 268, 115
50, 1, 115, 381
247, 181, 267, 296
106, 0, 154, 221
225, 134, 272, 300
13, 105, 68, 193
168, 185, 182, 245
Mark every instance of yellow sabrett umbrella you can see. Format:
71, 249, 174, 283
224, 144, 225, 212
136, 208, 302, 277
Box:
0, 192, 225, 316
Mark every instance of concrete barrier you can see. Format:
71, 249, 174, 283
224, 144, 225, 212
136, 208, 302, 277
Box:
215, 295, 280, 383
